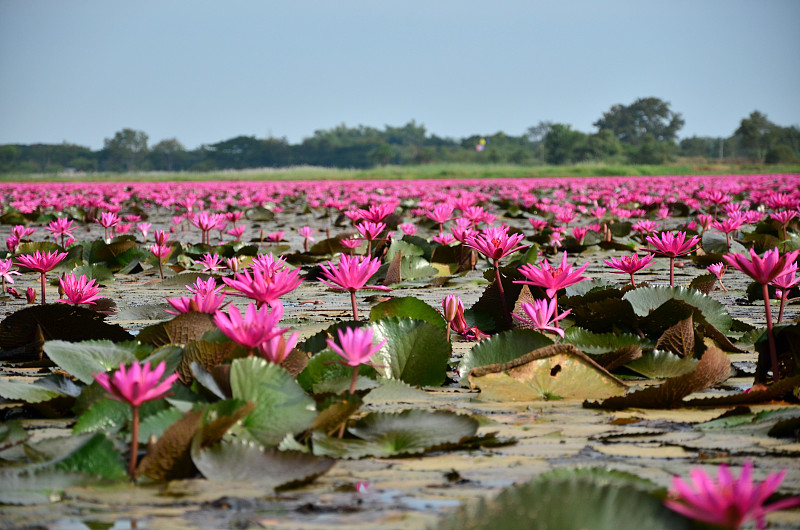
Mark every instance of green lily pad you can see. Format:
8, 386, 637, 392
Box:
43, 340, 140, 384
369, 296, 446, 329
458, 329, 553, 386
625, 350, 700, 379
386, 239, 424, 262
0, 374, 81, 404
230, 357, 317, 447
563, 327, 644, 355
297, 320, 365, 355
623, 286, 732, 332
296, 349, 378, 394
312, 409, 478, 459
369, 318, 451, 387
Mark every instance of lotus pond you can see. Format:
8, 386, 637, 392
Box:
1, 174, 800, 529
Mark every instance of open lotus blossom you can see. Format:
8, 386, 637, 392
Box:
645, 231, 701, 286
512, 298, 571, 338
771, 269, 800, 323
355, 221, 386, 256
665, 462, 800, 530
298, 226, 315, 251
11, 225, 36, 240
14, 250, 68, 305
258, 330, 299, 364
197, 253, 224, 273
222, 266, 302, 308
724, 247, 799, 382
57, 273, 104, 305
266, 230, 284, 242
604, 253, 655, 286
251, 253, 287, 275
0, 258, 20, 293
136, 222, 152, 242
433, 232, 456, 245
7, 236, 19, 253
46, 218, 75, 247
190, 211, 226, 245
427, 203, 454, 232
327, 327, 387, 394
398, 223, 417, 236
149, 243, 171, 280
319, 254, 390, 320
707, 262, 728, 291
166, 291, 227, 315
339, 236, 363, 255
213, 301, 288, 351
93, 361, 179, 479
517, 251, 590, 302
187, 276, 223, 297
96, 211, 120, 240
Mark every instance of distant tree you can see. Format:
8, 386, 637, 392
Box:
594, 97, 684, 145
103, 128, 149, 171
734, 111, 774, 161
369, 143, 395, 165
765, 145, 798, 164
582, 130, 623, 161
150, 138, 186, 171
627, 135, 675, 164
0, 145, 19, 171
544, 124, 587, 165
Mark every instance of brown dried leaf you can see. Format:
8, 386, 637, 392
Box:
683, 375, 800, 407
196, 401, 257, 449
511, 285, 537, 331
656, 315, 694, 358
383, 248, 402, 285
137, 311, 216, 347
177, 341, 235, 384
589, 346, 731, 410
280, 348, 309, 378
137, 410, 203, 480
703, 324, 745, 353
596, 345, 643, 372
311, 397, 362, 436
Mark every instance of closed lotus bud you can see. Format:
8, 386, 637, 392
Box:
442, 295, 462, 323
26, 287, 36, 304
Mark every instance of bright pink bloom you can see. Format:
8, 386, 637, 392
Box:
355, 221, 386, 241
258, 330, 299, 364
150, 243, 171, 260
197, 253, 224, 273
14, 250, 67, 274
57, 273, 104, 305
298, 226, 315, 242
154, 230, 169, 246
166, 291, 227, 315
213, 302, 287, 350
26, 287, 36, 304
464, 226, 529, 262
645, 231, 701, 258
93, 361, 179, 407
46, 218, 75, 246
723, 247, 799, 285
512, 299, 571, 338
603, 253, 655, 286
326, 327, 386, 367
136, 222, 152, 242
340, 237, 362, 250
707, 262, 727, 280
97, 211, 120, 229
571, 226, 588, 244
319, 254, 390, 293
0, 259, 20, 285
665, 462, 800, 530
632, 219, 660, 235
361, 203, 396, 223
11, 225, 36, 240
187, 276, 223, 297
398, 223, 417, 236
227, 224, 246, 241
697, 214, 715, 231
770, 210, 798, 226
251, 253, 287, 275
528, 218, 548, 231
266, 230, 284, 242
433, 232, 456, 245
6, 236, 19, 253
516, 252, 590, 299
426, 204, 454, 225
222, 266, 302, 307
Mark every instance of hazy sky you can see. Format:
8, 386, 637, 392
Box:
1, 1, 798, 149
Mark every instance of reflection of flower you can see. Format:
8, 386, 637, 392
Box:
665, 462, 800, 530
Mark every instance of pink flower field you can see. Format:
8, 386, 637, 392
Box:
1, 173, 800, 528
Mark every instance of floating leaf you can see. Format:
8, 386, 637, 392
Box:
297, 349, 377, 394
138, 407, 186, 443
191, 438, 335, 490
386, 239, 424, 262
625, 350, 700, 379
589, 346, 731, 410
312, 409, 478, 459
563, 327, 644, 355
0, 374, 81, 404
177, 340, 234, 384
623, 286, 732, 332
689, 273, 717, 295
458, 329, 553, 386
73, 397, 130, 435
230, 357, 317, 447
43, 340, 140, 384
439, 472, 690, 530
137, 410, 203, 480
0, 420, 29, 451
468, 344, 627, 401
369, 296, 446, 329
298, 320, 365, 355
370, 317, 451, 387
683, 375, 800, 407
137, 311, 216, 347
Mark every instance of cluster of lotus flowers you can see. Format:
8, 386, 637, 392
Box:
1, 174, 799, 523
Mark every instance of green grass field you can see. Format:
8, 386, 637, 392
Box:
2, 161, 799, 183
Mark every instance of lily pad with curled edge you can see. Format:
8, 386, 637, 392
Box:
191, 438, 335, 490
43, 340, 145, 384
681, 374, 800, 408
311, 409, 479, 459
623, 286, 732, 333
458, 329, 553, 387
0, 374, 81, 404
370, 317, 451, 387
467, 344, 627, 402
625, 350, 700, 379
587, 345, 731, 410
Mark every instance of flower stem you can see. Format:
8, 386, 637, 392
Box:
761, 283, 779, 383
39, 273, 46, 305
348, 364, 359, 394
493, 261, 510, 326
350, 290, 359, 321
445, 322, 452, 343
629, 273, 636, 287
158, 259, 164, 281
778, 290, 788, 324
129, 405, 140, 480
669, 257, 675, 287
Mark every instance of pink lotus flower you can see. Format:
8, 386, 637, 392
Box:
571, 226, 588, 244
226, 224, 246, 241
665, 462, 800, 530
512, 298, 572, 338
213, 302, 287, 351
427, 203, 454, 232
433, 232, 456, 245
398, 223, 417, 236
26, 287, 36, 304
707, 262, 728, 292
355, 221, 386, 255
226, 257, 240, 273
258, 330, 299, 364
517, 251, 590, 300
724, 247, 799, 382
465, 227, 529, 262
441, 295, 488, 341
6, 236, 19, 253
603, 253, 655, 287
0, 258, 20, 292
93, 360, 179, 479
645, 231, 701, 287
154, 230, 169, 246
11, 225, 36, 240
772, 269, 800, 323
266, 230, 284, 243
327, 326, 386, 368
136, 222, 152, 243
57, 273, 104, 305
150, 243, 171, 280
298, 226, 315, 252
197, 253, 224, 273
14, 250, 68, 305
319, 254, 390, 320
46, 218, 75, 247
96, 211, 120, 240
222, 264, 302, 307
166, 291, 226, 315
528, 218, 548, 231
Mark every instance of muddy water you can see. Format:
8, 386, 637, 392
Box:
1, 207, 799, 529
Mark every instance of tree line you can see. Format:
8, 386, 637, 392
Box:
1, 98, 798, 174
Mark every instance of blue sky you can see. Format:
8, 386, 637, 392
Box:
1, 0, 798, 149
